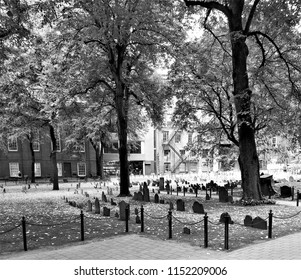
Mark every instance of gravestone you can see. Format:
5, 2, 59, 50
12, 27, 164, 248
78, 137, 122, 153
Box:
143, 184, 150, 202
87, 200, 92, 212
228, 195, 234, 203
154, 193, 159, 203
159, 199, 165, 204
219, 212, 234, 224
192, 201, 205, 214
119, 200, 130, 221
169, 201, 174, 210
133, 192, 138, 200
244, 215, 253, 227
95, 198, 100, 214
183, 227, 191, 234
102, 191, 108, 202
103, 207, 110, 217
159, 177, 164, 190
176, 199, 185, 211
136, 215, 141, 224
289, 176, 294, 182
135, 208, 139, 215
137, 191, 144, 201
219, 187, 228, 202
252, 216, 267, 230
111, 198, 117, 206
280, 186, 292, 198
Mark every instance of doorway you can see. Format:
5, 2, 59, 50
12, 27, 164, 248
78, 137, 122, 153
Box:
63, 162, 72, 177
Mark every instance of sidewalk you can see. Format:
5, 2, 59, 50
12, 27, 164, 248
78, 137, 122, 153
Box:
1, 230, 301, 260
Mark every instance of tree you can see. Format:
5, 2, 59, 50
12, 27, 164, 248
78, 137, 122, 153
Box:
182, 0, 301, 200
49, 0, 180, 196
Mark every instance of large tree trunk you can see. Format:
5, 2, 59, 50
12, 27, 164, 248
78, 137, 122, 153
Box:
90, 138, 104, 179
29, 141, 35, 183
115, 83, 131, 196
229, 5, 262, 200
49, 124, 59, 190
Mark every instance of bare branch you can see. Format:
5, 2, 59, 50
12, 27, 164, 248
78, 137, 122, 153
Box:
244, 0, 261, 34
184, 0, 231, 18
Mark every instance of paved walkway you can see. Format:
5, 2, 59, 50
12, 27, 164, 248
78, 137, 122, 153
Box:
1, 230, 301, 260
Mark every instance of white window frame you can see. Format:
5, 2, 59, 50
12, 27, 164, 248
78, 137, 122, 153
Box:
8, 137, 18, 151
57, 162, 62, 177
9, 162, 20, 177
34, 162, 41, 177
163, 131, 169, 143
77, 162, 86, 177
33, 140, 40, 152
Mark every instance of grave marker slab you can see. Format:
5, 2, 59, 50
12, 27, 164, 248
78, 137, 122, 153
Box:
119, 201, 130, 221
280, 186, 292, 198
95, 198, 100, 214
183, 227, 191, 234
137, 191, 144, 201
219, 212, 234, 224
192, 201, 205, 214
219, 187, 228, 202
176, 199, 185, 211
103, 207, 110, 217
154, 193, 159, 203
252, 216, 267, 229
87, 200, 92, 212
244, 215, 253, 227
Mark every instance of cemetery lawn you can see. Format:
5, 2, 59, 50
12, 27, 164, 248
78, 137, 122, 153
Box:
1, 181, 301, 257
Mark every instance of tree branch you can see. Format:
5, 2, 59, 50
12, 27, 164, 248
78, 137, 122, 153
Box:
184, 0, 231, 18
244, 0, 261, 34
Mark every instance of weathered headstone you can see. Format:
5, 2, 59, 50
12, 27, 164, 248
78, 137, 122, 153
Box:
228, 195, 234, 203
289, 176, 294, 182
244, 215, 253, 227
169, 201, 174, 210
183, 227, 191, 234
133, 192, 138, 200
252, 216, 267, 229
103, 206, 110, 217
192, 201, 205, 214
134, 208, 139, 215
137, 191, 144, 201
176, 199, 185, 211
219, 187, 228, 202
111, 198, 117, 206
95, 198, 100, 214
87, 200, 92, 212
280, 185, 292, 198
159, 177, 164, 190
136, 215, 141, 224
159, 199, 165, 204
219, 212, 234, 224
119, 200, 130, 221
143, 184, 150, 202
154, 193, 159, 203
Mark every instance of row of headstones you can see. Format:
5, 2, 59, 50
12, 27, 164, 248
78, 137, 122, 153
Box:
279, 185, 301, 198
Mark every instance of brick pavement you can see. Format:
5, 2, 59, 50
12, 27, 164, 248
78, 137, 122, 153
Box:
1, 231, 301, 260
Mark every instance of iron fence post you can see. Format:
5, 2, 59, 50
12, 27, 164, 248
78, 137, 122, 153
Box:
22, 216, 27, 251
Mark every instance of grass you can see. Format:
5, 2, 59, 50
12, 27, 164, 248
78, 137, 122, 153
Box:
1, 179, 301, 258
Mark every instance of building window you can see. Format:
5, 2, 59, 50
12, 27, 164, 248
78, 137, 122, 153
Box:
77, 162, 86, 177
33, 140, 40, 152
164, 163, 171, 172
163, 131, 169, 143
180, 149, 185, 156
104, 142, 119, 153
8, 137, 18, 151
9, 162, 19, 177
164, 150, 170, 162
129, 141, 141, 154
175, 132, 181, 143
34, 162, 41, 177
57, 163, 62, 177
